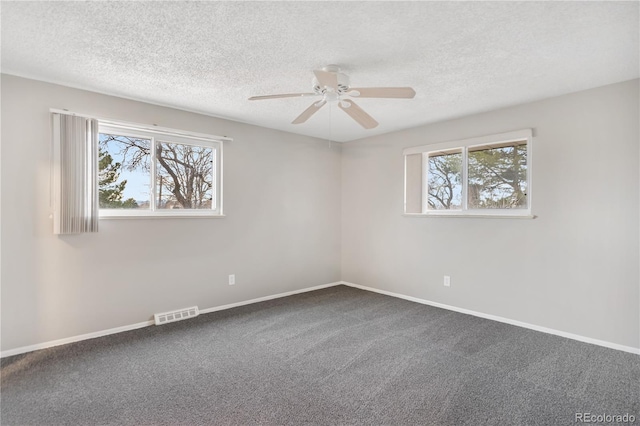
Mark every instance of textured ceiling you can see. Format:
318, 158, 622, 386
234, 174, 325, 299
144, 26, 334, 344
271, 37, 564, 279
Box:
1, 1, 638, 142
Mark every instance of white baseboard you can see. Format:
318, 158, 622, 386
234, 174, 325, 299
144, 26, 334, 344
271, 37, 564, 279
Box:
4, 280, 637, 358
0, 281, 342, 358
340, 281, 640, 355
0, 320, 154, 359
199, 281, 341, 315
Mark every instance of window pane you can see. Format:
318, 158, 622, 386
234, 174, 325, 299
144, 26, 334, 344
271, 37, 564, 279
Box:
427, 151, 462, 210
468, 142, 527, 209
99, 133, 151, 209
156, 141, 214, 210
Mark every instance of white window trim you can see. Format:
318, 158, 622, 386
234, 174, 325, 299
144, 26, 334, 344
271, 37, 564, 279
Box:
100, 210, 226, 219
50, 108, 233, 142
403, 129, 533, 218
97, 121, 224, 219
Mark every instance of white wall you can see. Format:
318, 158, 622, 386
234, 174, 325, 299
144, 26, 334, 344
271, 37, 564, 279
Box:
2, 75, 638, 354
1, 75, 342, 352
341, 79, 640, 349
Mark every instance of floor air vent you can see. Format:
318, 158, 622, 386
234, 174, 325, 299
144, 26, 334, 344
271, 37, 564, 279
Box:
154, 306, 199, 325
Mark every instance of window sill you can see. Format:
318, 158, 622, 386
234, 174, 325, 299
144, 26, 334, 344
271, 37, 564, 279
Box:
403, 213, 536, 219
100, 211, 225, 219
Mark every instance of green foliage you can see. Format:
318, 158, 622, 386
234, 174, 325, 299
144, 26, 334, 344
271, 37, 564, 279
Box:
468, 144, 527, 209
98, 148, 138, 209
427, 144, 527, 210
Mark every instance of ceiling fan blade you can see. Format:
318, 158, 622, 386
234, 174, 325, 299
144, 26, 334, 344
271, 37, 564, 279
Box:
348, 87, 416, 99
338, 99, 378, 129
313, 70, 338, 90
292, 100, 327, 124
248, 93, 317, 101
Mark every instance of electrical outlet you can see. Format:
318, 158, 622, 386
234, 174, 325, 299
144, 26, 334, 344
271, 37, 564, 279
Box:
228, 274, 235, 285
444, 275, 450, 287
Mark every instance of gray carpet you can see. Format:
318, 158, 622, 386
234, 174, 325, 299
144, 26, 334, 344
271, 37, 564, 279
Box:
1, 285, 638, 425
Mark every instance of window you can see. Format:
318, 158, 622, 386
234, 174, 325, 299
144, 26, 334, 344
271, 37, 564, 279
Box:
98, 123, 223, 217
404, 129, 532, 217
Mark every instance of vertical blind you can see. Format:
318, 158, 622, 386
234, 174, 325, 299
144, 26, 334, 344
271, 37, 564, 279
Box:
51, 113, 99, 234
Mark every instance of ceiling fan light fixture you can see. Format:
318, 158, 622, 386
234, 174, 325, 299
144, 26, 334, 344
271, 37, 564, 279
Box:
325, 91, 339, 102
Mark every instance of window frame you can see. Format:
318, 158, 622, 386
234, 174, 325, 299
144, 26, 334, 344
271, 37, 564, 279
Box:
98, 122, 224, 219
404, 129, 533, 218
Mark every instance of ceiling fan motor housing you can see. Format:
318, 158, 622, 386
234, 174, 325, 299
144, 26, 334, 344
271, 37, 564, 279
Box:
313, 72, 350, 95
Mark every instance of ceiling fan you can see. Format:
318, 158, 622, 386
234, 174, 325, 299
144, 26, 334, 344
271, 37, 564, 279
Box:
248, 65, 416, 129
